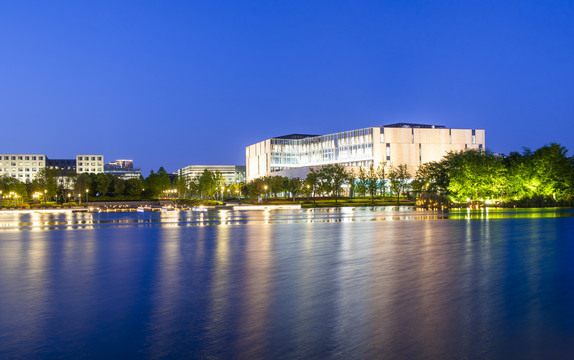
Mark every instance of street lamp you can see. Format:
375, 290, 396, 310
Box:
44, 189, 47, 207
307, 184, 310, 202
264, 185, 268, 202
78, 193, 81, 205
86, 189, 89, 206
68, 193, 71, 204
0, 190, 2, 209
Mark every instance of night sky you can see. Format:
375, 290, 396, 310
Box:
1, 1, 573, 175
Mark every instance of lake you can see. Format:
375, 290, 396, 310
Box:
1, 207, 573, 359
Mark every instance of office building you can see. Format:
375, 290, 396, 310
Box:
178, 165, 246, 185
76, 155, 104, 174
0, 154, 46, 181
246, 123, 485, 181
104, 160, 142, 180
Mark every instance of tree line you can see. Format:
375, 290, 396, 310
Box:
243, 163, 411, 204
413, 143, 574, 207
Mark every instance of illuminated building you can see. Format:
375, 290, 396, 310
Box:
178, 165, 246, 185
246, 123, 485, 181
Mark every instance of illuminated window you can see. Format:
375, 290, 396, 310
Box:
386, 143, 391, 161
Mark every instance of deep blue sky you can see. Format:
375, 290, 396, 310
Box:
1, 1, 573, 175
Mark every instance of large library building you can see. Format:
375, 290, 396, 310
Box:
246, 123, 485, 182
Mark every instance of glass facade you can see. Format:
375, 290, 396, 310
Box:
269, 128, 374, 172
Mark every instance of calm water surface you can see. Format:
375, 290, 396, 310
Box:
1, 208, 574, 359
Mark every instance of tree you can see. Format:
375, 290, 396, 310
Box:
388, 164, 410, 204
532, 143, 571, 200
111, 176, 126, 196
316, 164, 350, 203
444, 149, 506, 204
126, 178, 144, 196
366, 165, 385, 205
377, 162, 388, 199
35, 168, 59, 201
145, 167, 172, 197
286, 177, 303, 201
306, 169, 320, 205
74, 173, 92, 200
94, 173, 112, 196
355, 167, 368, 198
245, 177, 266, 200
174, 175, 189, 198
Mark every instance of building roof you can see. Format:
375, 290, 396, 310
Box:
384, 123, 446, 129
274, 134, 319, 140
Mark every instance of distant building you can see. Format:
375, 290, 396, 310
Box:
76, 155, 104, 174
46, 158, 77, 189
1, 154, 104, 187
46, 158, 76, 174
246, 123, 485, 181
104, 159, 141, 180
0, 154, 46, 181
178, 165, 246, 185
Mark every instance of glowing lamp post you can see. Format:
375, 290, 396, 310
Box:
264, 185, 268, 202
44, 189, 47, 207
86, 189, 89, 206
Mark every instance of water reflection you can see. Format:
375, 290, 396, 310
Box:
1, 207, 572, 231
1, 209, 574, 358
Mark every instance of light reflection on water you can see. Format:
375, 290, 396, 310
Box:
0, 208, 573, 359
0, 207, 572, 231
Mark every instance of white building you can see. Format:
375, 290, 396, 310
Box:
246, 123, 485, 181
76, 155, 104, 174
178, 165, 246, 185
0, 154, 46, 181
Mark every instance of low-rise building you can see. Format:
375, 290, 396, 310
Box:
0, 154, 46, 181
104, 159, 142, 180
178, 165, 246, 185
76, 155, 104, 174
